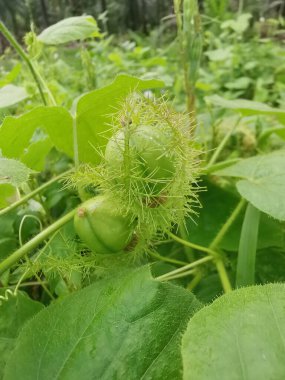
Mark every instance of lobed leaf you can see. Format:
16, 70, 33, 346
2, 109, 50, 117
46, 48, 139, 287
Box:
0, 107, 73, 170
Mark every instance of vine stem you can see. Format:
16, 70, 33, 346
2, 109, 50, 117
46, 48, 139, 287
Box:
167, 230, 218, 257
159, 268, 197, 282
0, 20, 47, 105
156, 256, 212, 281
206, 117, 241, 168
209, 198, 246, 250
167, 230, 232, 292
0, 169, 73, 217
148, 250, 188, 266
0, 209, 76, 275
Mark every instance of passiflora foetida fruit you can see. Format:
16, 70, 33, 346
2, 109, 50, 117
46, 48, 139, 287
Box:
74, 195, 136, 254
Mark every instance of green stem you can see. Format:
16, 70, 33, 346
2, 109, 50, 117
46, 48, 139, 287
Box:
168, 231, 232, 292
207, 117, 241, 168
238, 0, 244, 15
148, 250, 188, 266
203, 158, 240, 175
167, 230, 218, 257
236, 202, 260, 287
159, 268, 197, 282
174, 0, 197, 129
209, 198, 246, 250
0, 20, 47, 105
0, 209, 76, 275
0, 170, 72, 217
156, 256, 213, 281
215, 258, 232, 293
187, 271, 202, 291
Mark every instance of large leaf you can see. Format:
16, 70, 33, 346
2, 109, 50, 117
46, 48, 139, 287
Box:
38, 15, 101, 45
75, 75, 164, 164
0, 85, 28, 108
182, 284, 285, 380
0, 107, 73, 170
4, 266, 201, 380
0, 291, 43, 378
216, 151, 285, 220
0, 157, 34, 186
206, 95, 285, 124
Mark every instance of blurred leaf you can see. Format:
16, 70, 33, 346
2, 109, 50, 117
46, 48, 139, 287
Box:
0, 107, 73, 168
205, 48, 232, 62
0, 158, 34, 186
0, 64, 22, 87
38, 16, 101, 45
4, 266, 200, 380
0, 291, 43, 378
206, 95, 285, 124
256, 249, 285, 284
182, 284, 285, 380
0, 85, 28, 109
221, 13, 252, 34
74, 75, 164, 164
216, 151, 285, 220
0, 184, 16, 208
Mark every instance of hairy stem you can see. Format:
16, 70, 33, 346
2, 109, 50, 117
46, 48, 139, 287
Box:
0, 170, 72, 217
0, 209, 76, 275
0, 20, 47, 105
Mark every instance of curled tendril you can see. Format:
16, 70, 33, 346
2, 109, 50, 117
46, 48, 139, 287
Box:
0, 289, 17, 306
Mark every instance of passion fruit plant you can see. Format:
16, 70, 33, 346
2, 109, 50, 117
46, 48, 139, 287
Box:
1, 1, 285, 379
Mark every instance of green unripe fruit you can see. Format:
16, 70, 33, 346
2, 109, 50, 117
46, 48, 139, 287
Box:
105, 124, 176, 194
74, 195, 135, 254
132, 125, 175, 181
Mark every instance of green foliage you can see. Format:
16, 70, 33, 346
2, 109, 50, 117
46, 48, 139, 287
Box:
182, 284, 285, 380
0, 85, 28, 108
0, 290, 43, 378
3, 267, 201, 379
0, 5, 285, 379
216, 151, 285, 220
37, 16, 101, 45
0, 158, 34, 187
74, 75, 164, 164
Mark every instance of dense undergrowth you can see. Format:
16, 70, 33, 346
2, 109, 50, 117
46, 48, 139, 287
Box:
0, 2, 285, 379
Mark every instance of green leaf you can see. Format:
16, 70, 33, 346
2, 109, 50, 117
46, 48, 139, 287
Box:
75, 75, 164, 164
206, 95, 285, 124
0, 85, 28, 108
38, 16, 101, 45
21, 138, 53, 171
0, 107, 73, 169
0, 185, 16, 208
4, 266, 200, 380
216, 151, 285, 220
182, 284, 285, 380
0, 158, 34, 186
0, 291, 43, 378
